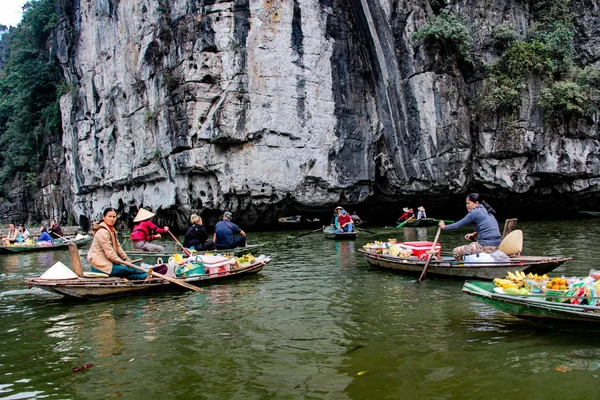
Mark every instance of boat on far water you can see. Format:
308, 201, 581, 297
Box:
578, 211, 600, 218
0, 235, 92, 254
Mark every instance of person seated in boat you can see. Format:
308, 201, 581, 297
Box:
350, 211, 363, 225
14, 225, 29, 243
397, 207, 414, 222
37, 226, 54, 245
417, 206, 427, 220
438, 193, 502, 261
183, 214, 216, 251
87, 207, 146, 280
214, 211, 246, 250
48, 220, 63, 239
2, 224, 18, 246
335, 209, 354, 233
130, 208, 169, 252
330, 206, 343, 228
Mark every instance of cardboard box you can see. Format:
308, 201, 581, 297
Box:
401, 241, 442, 260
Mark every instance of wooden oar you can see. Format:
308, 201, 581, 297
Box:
125, 262, 202, 292
167, 230, 192, 257
396, 217, 416, 228
417, 227, 442, 283
296, 227, 323, 238
355, 227, 376, 234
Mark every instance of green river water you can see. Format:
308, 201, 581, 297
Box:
0, 220, 599, 399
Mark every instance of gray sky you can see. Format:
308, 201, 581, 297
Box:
0, 0, 26, 28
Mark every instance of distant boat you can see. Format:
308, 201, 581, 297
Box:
0, 235, 92, 254
578, 211, 600, 218
277, 216, 322, 230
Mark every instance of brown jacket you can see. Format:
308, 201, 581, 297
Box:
87, 222, 131, 274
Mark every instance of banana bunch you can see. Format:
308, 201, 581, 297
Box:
493, 278, 519, 290
525, 272, 549, 281
236, 253, 255, 263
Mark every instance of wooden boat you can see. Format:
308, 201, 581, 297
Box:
277, 216, 323, 230
26, 256, 272, 300
323, 226, 357, 240
80, 243, 264, 262
462, 280, 600, 332
0, 235, 93, 254
578, 210, 600, 218
358, 249, 571, 280
396, 218, 454, 228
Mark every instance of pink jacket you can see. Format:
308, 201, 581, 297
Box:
131, 220, 166, 242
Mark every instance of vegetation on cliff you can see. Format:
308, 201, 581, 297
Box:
413, 0, 600, 123
0, 0, 64, 193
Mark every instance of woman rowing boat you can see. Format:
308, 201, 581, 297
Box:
438, 193, 502, 261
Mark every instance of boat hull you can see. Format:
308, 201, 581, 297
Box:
402, 218, 438, 227
0, 237, 92, 254
323, 227, 357, 240
27, 260, 269, 300
358, 249, 570, 280
462, 281, 600, 331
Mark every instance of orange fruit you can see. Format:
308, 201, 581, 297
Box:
552, 285, 560, 290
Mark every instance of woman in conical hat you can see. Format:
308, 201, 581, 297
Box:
417, 206, 427, 220
397, 207, 413, 223
130, 208, 170, 252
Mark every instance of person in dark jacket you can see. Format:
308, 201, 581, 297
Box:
438, 193, 502, 261
49, 220, 63, 238
213, 212, 246, 250
183, 214, 215, 251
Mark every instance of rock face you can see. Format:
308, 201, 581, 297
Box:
51, 0, 600, 227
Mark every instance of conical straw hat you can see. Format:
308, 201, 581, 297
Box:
499, 229, 523, 256
39, 262, 79, 280
133, 208, 155, 222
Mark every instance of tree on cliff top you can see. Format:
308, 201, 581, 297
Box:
0, 0, 63, 193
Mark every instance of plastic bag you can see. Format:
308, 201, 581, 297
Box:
464, 252, 496, 264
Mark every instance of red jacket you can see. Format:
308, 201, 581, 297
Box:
337, 213, 353, 227
131, 220, 166, 242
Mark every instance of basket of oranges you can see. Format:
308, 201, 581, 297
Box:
543, 277, 569, 302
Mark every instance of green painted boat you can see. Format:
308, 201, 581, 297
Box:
462, 280, 600, 332
323, 226, 357, 240
396, 218, 454, 228
0, 235, 93, 254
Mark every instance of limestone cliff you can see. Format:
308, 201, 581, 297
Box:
50, 0, 599, 227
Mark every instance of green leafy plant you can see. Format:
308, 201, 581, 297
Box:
539, 81, 586, 118
412, 11, 473, 63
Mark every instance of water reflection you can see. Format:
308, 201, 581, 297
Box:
1, 224, 600, 398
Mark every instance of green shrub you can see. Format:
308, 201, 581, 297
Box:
412, 11, 473, 63
539, 81, 586, 118
491, 24, 517, 51
478, 74, 524, 113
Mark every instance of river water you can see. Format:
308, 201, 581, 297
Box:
1, 220, 599, 399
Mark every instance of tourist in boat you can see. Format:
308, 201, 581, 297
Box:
183, 214, 215, 251
350, 211, 363, 225
87, 207, 145, 280
130, 208, 169, 252
417, 206, 427, 220
37, 227, 54, 245
335, 209, 354, 233
48, 220, 63, 238
16, 225, 30, 243
438, 193, 502, 261
330, 206, 343, 228
2, 224, 18, 246
397, 207, 414, 222
214, 211, 246, 250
